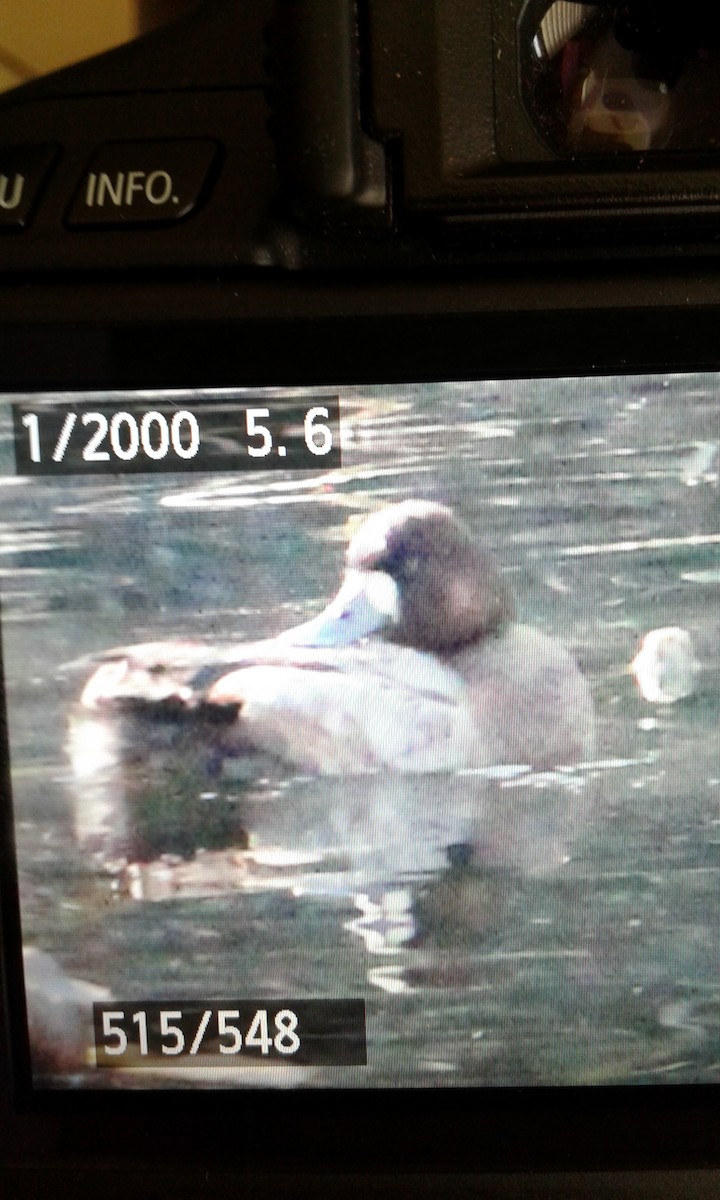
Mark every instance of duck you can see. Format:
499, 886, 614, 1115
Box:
78, 501, 595, 774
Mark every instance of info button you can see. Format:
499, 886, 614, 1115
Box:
67, 139, 220, 227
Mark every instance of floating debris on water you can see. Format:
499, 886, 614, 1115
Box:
631, 627, 700, 704
683, 442, 718, 487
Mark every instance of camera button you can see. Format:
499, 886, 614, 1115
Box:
66, 139, 221, 228
0, 145, 60, 231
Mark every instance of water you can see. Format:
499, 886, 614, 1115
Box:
2, 374, 719, 1087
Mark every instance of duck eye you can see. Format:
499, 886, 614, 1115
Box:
374, 548, 403, 579
376, 548, 421, 586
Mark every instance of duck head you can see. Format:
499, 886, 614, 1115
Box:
280, 501, 516, 654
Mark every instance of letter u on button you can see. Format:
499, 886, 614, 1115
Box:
0, 174, 24, 210
0, 145, 59, 230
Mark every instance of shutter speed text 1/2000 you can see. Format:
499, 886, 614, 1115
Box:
12, 398, 342, 475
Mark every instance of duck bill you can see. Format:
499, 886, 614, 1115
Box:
278, 570, 399, 648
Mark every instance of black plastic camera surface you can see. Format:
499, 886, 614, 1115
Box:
2, 0, 720, 274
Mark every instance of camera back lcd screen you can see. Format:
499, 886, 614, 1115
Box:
1, 374, 718, 1088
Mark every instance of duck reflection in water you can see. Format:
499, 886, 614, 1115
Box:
72, 502, 595, 958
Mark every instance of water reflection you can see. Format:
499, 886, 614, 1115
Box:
67, 705, 594, 884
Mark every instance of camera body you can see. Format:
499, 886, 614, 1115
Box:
2, 2, 720, 1195
3, 0, 720, 274
2, 0, 720, 380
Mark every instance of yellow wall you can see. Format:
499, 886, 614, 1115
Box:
0, 1, 136, 91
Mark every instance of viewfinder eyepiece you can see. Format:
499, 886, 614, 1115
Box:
521, 1, 720, 154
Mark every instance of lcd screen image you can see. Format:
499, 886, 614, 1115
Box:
1, 375, 718, 1088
